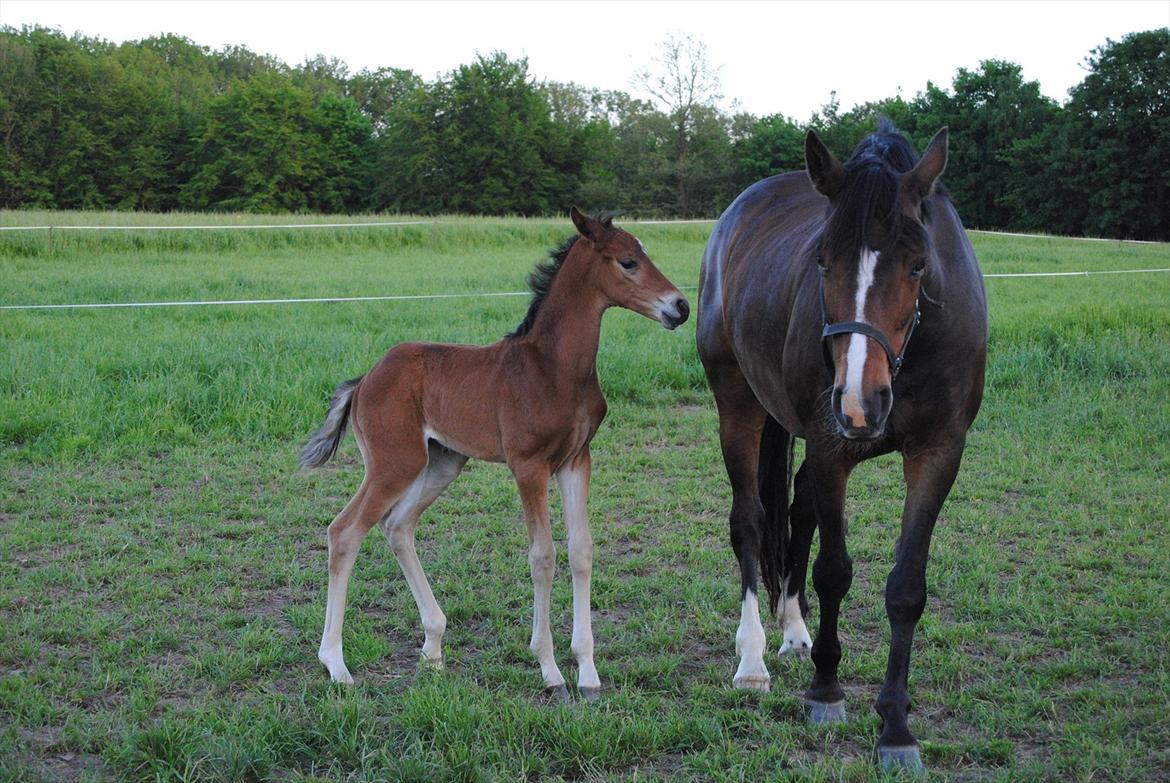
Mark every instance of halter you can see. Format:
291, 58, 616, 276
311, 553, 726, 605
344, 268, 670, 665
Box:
819, 279, 920, 380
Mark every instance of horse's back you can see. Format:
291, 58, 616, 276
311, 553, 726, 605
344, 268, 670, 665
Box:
698, 171, 824, 402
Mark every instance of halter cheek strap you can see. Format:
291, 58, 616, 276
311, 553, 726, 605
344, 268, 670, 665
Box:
819, 281, 920, 380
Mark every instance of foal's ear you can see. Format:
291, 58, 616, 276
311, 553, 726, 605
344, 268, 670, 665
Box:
570, 206, 609, 245
902, 127, 948, 203
805, 130, 845, 198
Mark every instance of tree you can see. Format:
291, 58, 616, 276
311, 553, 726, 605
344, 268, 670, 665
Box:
373, 53, 583, 215
632, 34, 733, 216
181, 73, 372, 212
909, 60, 1058, 229
347, 67, 422, 134
734, 113, 806, 187
1062, 29, 1169, 239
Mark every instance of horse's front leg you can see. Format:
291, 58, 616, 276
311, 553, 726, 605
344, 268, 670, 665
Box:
556, 448, 600, 699
876, 434, 966, 771
803, 450, 855, 722
513, 462, 568, 698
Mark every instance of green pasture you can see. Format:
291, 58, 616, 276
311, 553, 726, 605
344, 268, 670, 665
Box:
1, 212, 1168, 782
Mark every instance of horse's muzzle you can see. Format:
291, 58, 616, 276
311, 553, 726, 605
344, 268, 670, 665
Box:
660, 297, 690, 330
831, 384, 891, 441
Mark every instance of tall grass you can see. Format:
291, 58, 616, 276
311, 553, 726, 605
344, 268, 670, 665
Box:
1, 213, 1168, 781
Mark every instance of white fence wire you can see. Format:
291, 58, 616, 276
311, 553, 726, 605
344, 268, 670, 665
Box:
1, 218, 1165, 311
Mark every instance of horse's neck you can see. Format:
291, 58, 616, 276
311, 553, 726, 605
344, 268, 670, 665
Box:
525, 257, 607, 384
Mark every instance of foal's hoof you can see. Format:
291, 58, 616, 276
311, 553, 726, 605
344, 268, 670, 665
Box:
803, 699, 847, 724
545, 683, 571, 703
778, 639, 812, 659
419, 652, 444, 670
732, 675, 771, 693
578, 686, 602, 703
878, 745, 924, 773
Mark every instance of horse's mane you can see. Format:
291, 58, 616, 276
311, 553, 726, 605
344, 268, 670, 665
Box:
507, 210, 619, 338
823, 119, 939, 258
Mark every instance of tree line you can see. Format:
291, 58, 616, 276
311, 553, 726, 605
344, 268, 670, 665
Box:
1, 26, 1166, 239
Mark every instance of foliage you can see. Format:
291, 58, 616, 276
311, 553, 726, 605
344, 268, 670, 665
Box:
372, 53, 584, 216
907, 60, 1059, 229
0, 24, 1167, 237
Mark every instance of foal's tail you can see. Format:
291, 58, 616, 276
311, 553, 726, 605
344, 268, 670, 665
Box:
757, 415, 793, 615
298, 377, 363, 469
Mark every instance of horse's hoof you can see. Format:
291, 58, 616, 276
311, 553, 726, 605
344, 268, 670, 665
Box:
803, 698, 847, 724
778, 639, 812, 659
419, 652, 444, 670
319, 655, 355, 685
878, 745, 924, 772
545, 683, 571, 703
732, 675, 771, 693
578, 686, 602, 703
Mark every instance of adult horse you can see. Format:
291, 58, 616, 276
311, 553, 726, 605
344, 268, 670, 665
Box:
697, 121, 987, 769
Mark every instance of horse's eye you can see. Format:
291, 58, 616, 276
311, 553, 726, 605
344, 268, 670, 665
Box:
619, 258, 638, 271
910, 260, 926, 279
816, 255, 828, 274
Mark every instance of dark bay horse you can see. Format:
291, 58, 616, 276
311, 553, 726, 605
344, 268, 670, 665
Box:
301, 208, 689, 698
697, 122, 987, 769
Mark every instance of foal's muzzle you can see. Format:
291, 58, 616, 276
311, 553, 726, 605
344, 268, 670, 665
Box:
659, 296, 690, 330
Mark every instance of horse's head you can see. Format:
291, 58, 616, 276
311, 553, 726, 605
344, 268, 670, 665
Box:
805, 127, 948, 440
569, 206, 690, 329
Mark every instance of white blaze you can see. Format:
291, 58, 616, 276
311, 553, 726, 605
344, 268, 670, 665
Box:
842, 249, 879, 425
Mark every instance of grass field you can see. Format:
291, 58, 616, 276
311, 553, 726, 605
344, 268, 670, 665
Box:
1, 211, 1168, 782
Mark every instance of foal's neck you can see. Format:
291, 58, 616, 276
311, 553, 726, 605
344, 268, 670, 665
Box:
523, 249, 608, 382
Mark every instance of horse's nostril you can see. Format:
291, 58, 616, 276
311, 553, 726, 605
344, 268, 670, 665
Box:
675, 298, 690, 322
875, 385, 893, 419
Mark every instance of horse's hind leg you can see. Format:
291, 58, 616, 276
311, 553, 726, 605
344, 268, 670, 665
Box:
705, 361, 771, 692
317, 426, 429, 684
778, 462, 814, 657
379, 441, 468, 668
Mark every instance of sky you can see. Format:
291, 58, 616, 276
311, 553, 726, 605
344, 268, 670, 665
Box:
3, 1, 1166, 119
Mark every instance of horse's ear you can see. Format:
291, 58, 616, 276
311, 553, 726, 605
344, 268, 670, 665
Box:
805, 130, 845, 198
902, 127, 948, 202
570, 206, 607, 244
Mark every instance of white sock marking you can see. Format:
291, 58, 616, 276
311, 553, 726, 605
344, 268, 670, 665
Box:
733, 590, 770, 690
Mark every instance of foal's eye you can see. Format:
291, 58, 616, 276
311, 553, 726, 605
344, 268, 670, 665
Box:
619, 258, 638, 271
910, 260, 926, 279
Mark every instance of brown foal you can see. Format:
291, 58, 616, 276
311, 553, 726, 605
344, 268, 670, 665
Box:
299, 208, 689, 697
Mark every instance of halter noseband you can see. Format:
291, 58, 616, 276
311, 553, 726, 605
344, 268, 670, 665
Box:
819, 279, 920, 380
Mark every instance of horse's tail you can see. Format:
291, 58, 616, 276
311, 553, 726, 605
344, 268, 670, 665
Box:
298, 377, 363, 469
757, 414, 793, 615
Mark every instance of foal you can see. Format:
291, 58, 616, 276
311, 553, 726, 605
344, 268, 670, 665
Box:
299, 208, 689, 697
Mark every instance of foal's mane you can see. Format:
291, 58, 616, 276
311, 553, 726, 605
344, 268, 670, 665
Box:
822, 119, 939, 258
507, 210, 619, 338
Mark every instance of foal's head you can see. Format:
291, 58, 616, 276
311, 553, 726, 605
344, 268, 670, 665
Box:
569, 207, 690, 329
805, 125, 948, 440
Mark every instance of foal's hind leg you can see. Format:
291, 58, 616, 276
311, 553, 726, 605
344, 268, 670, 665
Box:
379, 441, 468, 668
318, 431, 428, 684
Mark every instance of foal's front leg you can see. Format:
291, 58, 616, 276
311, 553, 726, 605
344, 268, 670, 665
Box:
514, 463, 568, 697
556, 449, 601, 699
